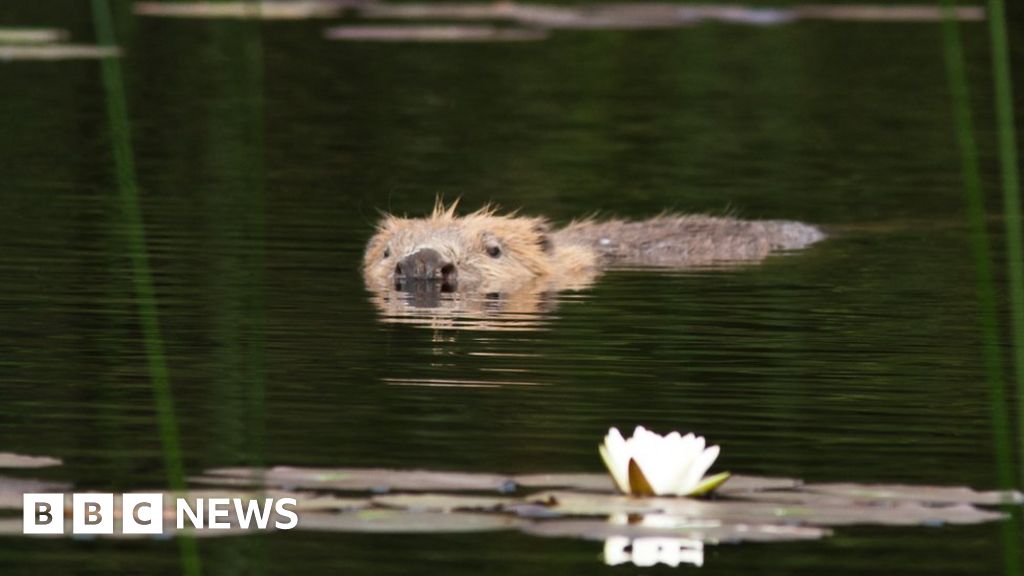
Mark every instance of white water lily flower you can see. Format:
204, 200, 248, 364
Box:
599, 426, 730, 497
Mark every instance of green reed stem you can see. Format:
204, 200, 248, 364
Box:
941, 0, 1015, 494
941, 1, 1021, 573
243, 0, 267, 475
90, 2, 201, 575
987, 0, 1024, 485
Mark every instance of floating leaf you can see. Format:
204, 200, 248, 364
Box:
201, 467, 517, 493
359, 2, 694, 30
521, 518, 831, 544
803, 483, 1024, 506
527, 491, 661, 516
0, 45, 120, 61
134, 1, 353, 20
0, 28, 69, 45
373, 493, 517, 512
513, 472, 797, 494
723, 489, 862, 507
188, 475, 263, 488
298, 509, 522, 533
353, 2, 984, 29
324, 25, 546, 43
715, 474, 802, 494
514, 473, 615, 492
528, 491, 1007, 526
792, 5, 984, 22
0, 453, 62, 469
286, 493, 371, 512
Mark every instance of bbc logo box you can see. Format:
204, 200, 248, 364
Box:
23, 493, 298, 535
23, 493, 164, 535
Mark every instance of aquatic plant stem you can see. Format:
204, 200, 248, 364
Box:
90, 2, 200, 575
940, 1, 1021, 573
986, 0, 1024, 486
940, 0, 1015, 491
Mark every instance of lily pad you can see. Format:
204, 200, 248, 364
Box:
792, 5, 984, 22
174, 489, 370, 514
722, 489, 865, 507
354, 2, 983, 29
360, 2, 692, 30
716, 474, 803, 494
134, 1, 354, 20
297, 509, 522, 533
373, 493, 518, 512
803, 483, 1024, 506
529, 491, 1007, 526
0, 45, 120, 61
324, 25, 546, 42
512, 472, 799, 494
522, 518, 831, 544
0, 28, 69, 45
202, 467, 517, 493
188, 475, 264, 488
514, 473, 616, 491
0, 453, 62, 469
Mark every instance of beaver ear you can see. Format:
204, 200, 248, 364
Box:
379, 214, 405, 231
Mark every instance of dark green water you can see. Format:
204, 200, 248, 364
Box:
1, 1, 1021, 574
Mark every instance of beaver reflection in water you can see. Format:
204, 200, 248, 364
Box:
362, 201, 825, 300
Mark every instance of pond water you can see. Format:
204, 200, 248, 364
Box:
0, 1, 1021, 574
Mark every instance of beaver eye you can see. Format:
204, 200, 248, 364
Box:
486, 244, 502, 258
383, 247, 391, 259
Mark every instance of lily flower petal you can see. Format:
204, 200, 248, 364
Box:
599, 427, 631, 494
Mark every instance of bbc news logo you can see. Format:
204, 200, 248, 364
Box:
23, 493, 299, 535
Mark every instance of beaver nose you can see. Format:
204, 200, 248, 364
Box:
395, 248, 456, 284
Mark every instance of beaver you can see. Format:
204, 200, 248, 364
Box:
363, 201, 825, 296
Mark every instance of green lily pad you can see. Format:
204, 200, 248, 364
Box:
359, 2, 692, 30
803, 483, 1024, 506
373, 493, 518, 512
0, 28, 68, 45
529, 491, 1007, 527
324, 25, 547, 43
298, 509, 522, 533
0, 45, 120, 61
189, 475, 264, 488
134, 1, 351, 20
202, 467, 516, 493
513, 473, 615, 491
723, 489, 864, 507
791, 4, 984, 22
526, 491, 661, 516
521, 518, 831, 544
0, 453, 62, 469
513, 472, 798, 494
716, 474, 802, 494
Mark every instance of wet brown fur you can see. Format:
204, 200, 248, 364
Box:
363, 201, 824, 294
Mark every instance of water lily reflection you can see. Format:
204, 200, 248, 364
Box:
604, 535, 705, 567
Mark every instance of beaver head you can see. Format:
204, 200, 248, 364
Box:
363, 202, 556, 295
